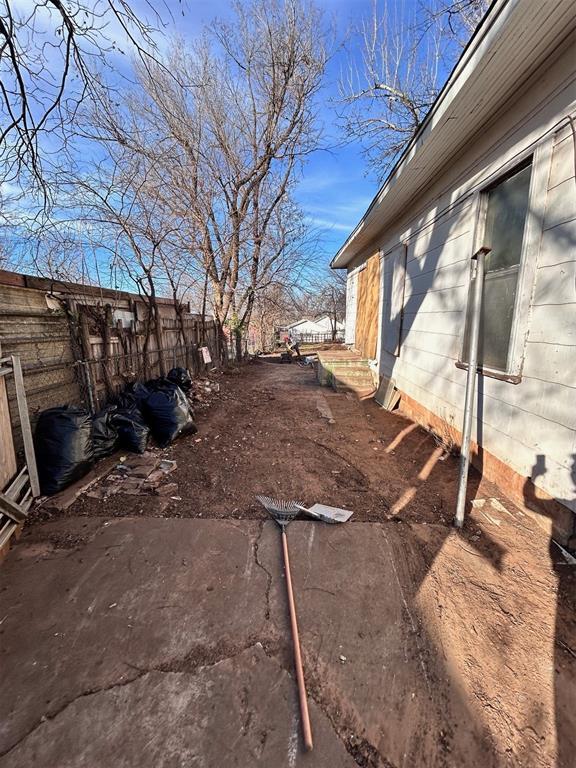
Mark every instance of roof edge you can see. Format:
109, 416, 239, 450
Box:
330, 0, 506, 269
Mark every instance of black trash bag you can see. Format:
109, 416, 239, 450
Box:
167, 367, 192, 392
91, 405, 119, 461
110, 405, 150, 454
110, 390, 137, 409
124, 381, 150, 405
145, 377, 174, 392
142, 383, 197, 447
34, 406, 94, 495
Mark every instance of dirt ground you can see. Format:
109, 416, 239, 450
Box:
1, 357, 575, 767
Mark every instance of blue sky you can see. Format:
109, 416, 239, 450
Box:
134, 0, 384, 264
4, 0, 456, 279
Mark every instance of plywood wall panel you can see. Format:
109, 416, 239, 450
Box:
354, 253, 380, 359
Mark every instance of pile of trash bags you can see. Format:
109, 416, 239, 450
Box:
34, 368, 197, 495
35, 407, 94, 496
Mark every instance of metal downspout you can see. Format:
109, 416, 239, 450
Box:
454, 247, 490, 528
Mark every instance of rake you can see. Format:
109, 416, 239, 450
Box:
256, 495, 314, 751
258, 496, 354, 524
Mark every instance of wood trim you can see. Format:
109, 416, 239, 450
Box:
508, 134, 555, 376
457, 135, 554, 379
454, 360, 522, 384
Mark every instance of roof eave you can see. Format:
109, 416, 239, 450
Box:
330, 0, 507, 270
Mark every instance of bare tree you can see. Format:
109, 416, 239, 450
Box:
250, 282, 302, 352
116, 0, 328, 361
4, 0, 327, 367
426, 1, 488, 42
339, 0, 488, 180
314, 269, 346, 341
50, 139, 188, 377
0, 0, 167, 198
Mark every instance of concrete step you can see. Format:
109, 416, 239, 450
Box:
334, 379, 374, 391
317, 352, 375, 395
335, 383, 376, 399
333, 367, 374, 378
323, 359, 371, 370
331, 365, 373, 377
333, 378, 375, 391
334, 378, 374, 388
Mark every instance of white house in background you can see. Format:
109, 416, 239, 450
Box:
280, 315, 345, 338
332, 0, 576, 543
313, 315, 346, 334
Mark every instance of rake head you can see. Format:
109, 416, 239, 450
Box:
256, 495, 302, 526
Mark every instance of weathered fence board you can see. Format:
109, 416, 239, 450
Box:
0, 272, 221, 456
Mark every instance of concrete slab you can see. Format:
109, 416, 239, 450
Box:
0, 510, 570, 767
271, 521, 564, 768
0, 646, 354, 768
0, 518, 274, 757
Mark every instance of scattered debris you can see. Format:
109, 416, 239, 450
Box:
156, 483, 179, 497
81, 452, 180, 504
480, 510, 502, 527
552, 539, 576, 565
315, 394, 335, 424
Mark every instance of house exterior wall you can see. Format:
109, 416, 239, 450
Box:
284, 317, 345, 339
348, 42, 576, 528
354, 252, 381, 359
345, 271, 359, 345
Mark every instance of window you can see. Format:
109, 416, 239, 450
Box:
462, 161, 533, 373
382, 244, 407, 357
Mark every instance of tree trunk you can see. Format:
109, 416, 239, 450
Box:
234, 327, 243, 362
153, 301, 166, 377
214, 315, 228, 368
201, 270, 208, 345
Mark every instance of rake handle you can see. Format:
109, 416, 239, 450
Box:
281, 528, 314, 751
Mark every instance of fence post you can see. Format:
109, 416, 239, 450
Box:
79, 361, 97, 414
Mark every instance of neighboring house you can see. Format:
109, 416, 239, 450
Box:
309, 315, 345, 334
278, 316, 345, 339
332, 0, 576, 541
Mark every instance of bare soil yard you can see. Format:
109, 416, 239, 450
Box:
1, 357, 574, 767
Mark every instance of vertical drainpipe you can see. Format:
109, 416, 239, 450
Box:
454, 247, 490, 528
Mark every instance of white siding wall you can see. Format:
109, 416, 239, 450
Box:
345, 270, 359, 345
373, 48, 576, 512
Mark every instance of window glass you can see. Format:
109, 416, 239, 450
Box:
462, 161, 532, 372
463, 271, 518, 370
484, 164, 532, 272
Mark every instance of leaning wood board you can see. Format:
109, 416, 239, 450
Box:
0, 343, 17, 490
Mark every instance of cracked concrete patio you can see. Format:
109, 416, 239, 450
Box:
0, 359, 574, 767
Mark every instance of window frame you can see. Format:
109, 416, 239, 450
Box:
456, 137, 553, 383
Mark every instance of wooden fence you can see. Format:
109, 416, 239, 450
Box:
0, 270, 221, 456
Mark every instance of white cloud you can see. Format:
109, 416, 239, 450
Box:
306, 216, 355, 233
